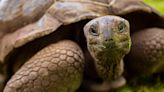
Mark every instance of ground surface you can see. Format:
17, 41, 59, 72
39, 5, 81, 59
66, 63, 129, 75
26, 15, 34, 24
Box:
112, 75, 164, 92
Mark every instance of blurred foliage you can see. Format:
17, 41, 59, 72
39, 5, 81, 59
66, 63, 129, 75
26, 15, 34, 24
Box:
144, 0, 164, 13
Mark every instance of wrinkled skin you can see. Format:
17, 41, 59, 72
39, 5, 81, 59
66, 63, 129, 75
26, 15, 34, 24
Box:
84, 16, 130, 81
79, 16, 131, 92
3, 16, 131, 92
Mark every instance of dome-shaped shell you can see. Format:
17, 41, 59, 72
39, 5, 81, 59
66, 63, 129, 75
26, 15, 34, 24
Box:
0, 0, 163, 62
107, 0, 164, 32
0, 0, 54, 34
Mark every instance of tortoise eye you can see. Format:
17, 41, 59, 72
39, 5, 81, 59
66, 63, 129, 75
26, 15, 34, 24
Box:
118, 22, 126, 33
89, 25, 99, 36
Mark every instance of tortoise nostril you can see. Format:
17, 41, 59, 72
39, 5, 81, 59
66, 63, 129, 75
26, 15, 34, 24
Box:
105, 38, 113, 42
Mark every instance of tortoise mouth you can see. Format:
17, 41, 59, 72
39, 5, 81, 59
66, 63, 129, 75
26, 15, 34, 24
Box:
88, 38, 131, 60
103, 38, 131, 53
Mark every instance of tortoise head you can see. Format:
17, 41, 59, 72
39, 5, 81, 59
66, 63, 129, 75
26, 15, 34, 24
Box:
84, 16, 131, 80
84, 16, 131, 59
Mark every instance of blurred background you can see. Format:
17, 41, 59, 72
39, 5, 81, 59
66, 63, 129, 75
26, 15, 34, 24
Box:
144, 0, 164, 13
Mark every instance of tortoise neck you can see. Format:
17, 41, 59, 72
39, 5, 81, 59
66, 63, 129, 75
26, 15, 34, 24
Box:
93, 50, 124, 81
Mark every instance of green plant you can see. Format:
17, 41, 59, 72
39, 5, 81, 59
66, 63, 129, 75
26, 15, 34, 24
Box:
144, 0, 164, 13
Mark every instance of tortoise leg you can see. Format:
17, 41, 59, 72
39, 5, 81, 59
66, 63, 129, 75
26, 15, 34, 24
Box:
125, 28, 164, 76
4, 40, 84, 92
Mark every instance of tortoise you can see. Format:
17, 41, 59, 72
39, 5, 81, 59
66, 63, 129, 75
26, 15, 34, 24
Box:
0, 0, 164, 92
0, 0, 131, 92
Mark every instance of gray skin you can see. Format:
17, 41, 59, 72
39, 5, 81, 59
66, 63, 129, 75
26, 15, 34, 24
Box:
125, 28, 164, 77
3, 16, 131, 92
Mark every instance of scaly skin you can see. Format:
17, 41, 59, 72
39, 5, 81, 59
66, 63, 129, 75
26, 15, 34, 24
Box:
4, 40, 84, 92
125, 28, 164, 77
